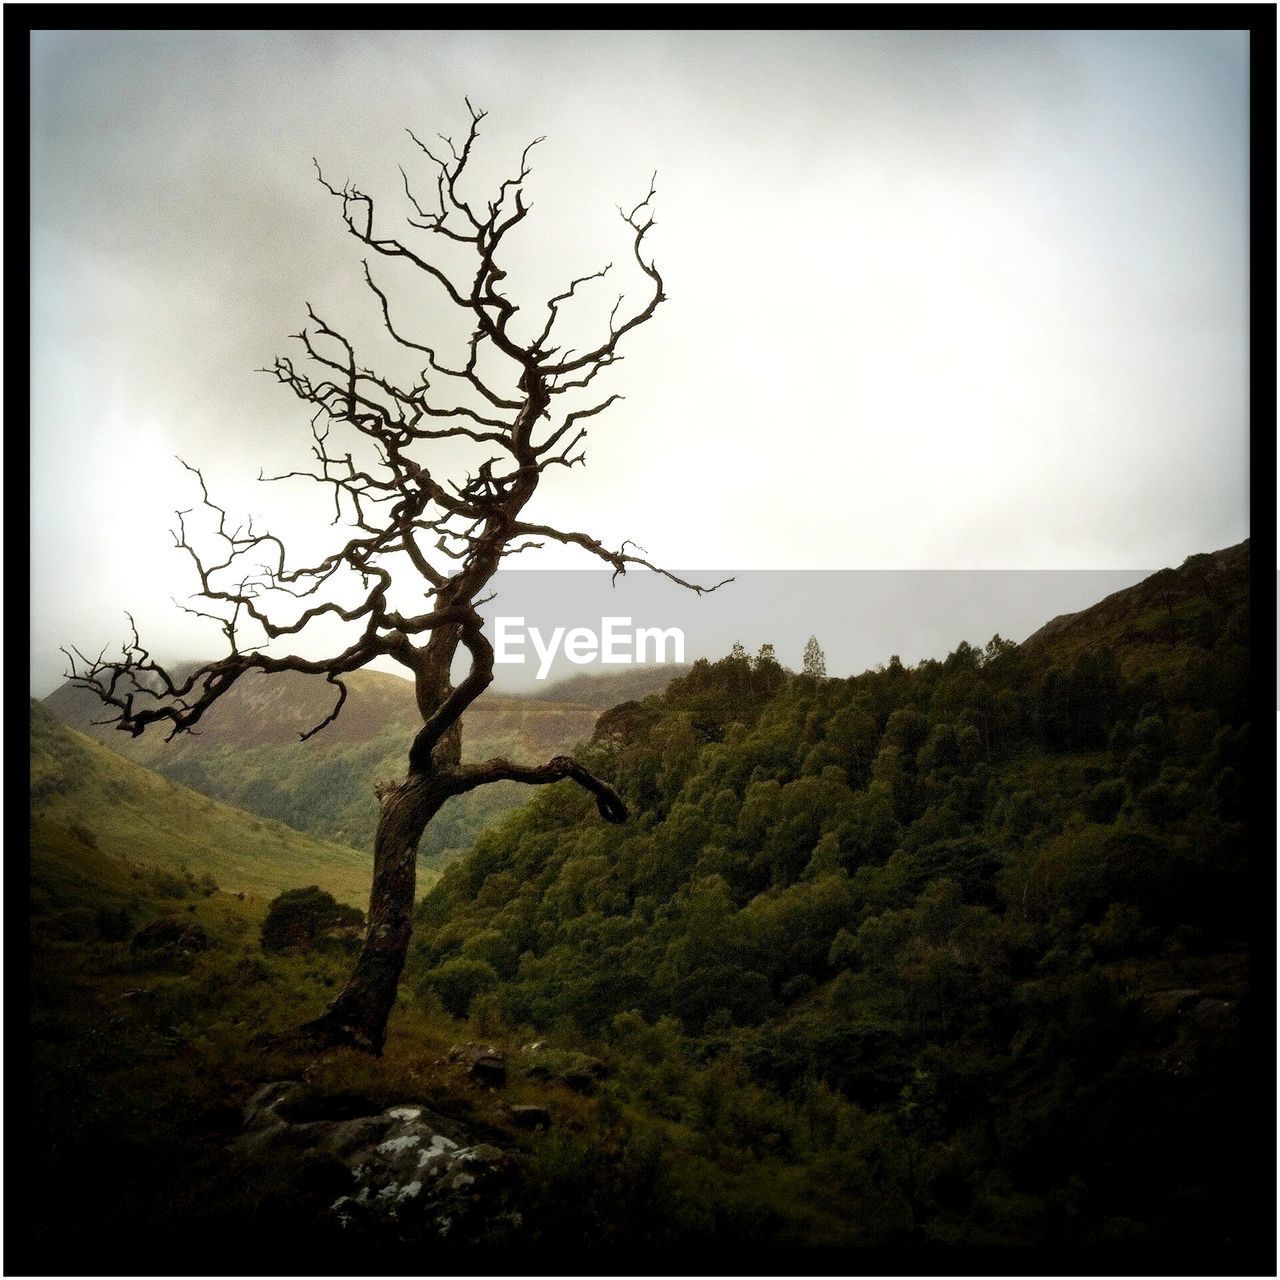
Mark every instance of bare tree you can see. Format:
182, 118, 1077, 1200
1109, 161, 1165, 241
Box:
65, 101, 724, 1054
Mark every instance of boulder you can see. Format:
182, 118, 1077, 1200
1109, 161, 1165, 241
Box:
447, 1042, 507, 1088
234, 1081, 520, 1242
509, 1105, 551, 1131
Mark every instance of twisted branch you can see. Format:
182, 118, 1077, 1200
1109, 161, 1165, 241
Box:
449, 754, 629, 824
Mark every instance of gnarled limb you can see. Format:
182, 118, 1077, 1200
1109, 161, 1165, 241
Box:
450, 754, 628, 824
510, 520, 734, 593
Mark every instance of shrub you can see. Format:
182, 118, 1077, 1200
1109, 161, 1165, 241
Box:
68, 821, 98, 850
1083, 779, 1127, 824
132, 917, 210, 952
94, 904, 134, 942
147, 867, 195, 899
260, 886, 364, 954
418, 956, 498, 1019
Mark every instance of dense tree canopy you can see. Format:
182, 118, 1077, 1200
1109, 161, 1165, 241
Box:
407, 554, 1253, 1246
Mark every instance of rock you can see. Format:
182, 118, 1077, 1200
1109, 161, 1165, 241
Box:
242, 1080, 303, 1132
448, 1043, 507, 1088
510, 1105, 551, 1131
562, 1058, 606, 1095
232, 1082, 520, 1242
1141, 988, 1204, 1023
131, 917, 210, 953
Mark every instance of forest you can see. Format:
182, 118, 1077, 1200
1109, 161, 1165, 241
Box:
24, 541, 1265, 1267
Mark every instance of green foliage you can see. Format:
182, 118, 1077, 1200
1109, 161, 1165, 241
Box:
46, 672, 603, 872
260, 886, 365, 953
1083, 777, 1127, 823
419, 956, 499, 1018
405, 546, 1252, 1247
29, 701, 374, 904
802, 635, 827, 679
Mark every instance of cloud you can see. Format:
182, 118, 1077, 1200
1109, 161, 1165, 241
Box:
29, 29, 1250, 694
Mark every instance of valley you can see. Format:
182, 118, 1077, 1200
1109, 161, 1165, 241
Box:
24, 543, 1261, 1262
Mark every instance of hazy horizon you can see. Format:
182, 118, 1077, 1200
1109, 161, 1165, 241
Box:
35, 561, 1235, 702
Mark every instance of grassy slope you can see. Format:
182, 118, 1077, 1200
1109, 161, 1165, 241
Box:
26, 813, 606, 1266
44, 668, 599, 862
532, 664, 689, 708
29, 700, 406, 905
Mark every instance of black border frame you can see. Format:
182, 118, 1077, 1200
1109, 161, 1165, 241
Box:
7, 6, 1275, 1277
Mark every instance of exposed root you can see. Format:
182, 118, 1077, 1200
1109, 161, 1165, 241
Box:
251, 1015, 382, 1057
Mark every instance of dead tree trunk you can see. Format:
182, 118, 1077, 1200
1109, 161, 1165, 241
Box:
297, 775, 446, 1053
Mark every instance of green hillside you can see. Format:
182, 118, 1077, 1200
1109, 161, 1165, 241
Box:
45, 668, 598, 866
533, 664, 690, 708
407, 542, 1255, 1248
30, 699, 385, 905
1024, 540, 1249, 672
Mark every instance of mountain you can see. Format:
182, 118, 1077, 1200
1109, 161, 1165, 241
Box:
30, 699, 377, 904
1024, 540, 1249, 664
45, 668, 599, 865
408, 542, 1254, 1246
22, 542, 1261, 1256
533, 664, 690, 708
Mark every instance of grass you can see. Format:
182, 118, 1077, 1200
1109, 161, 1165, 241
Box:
30, 700, 442, 905
25, 821, 580, 1264
26, 813, 891, 1264
43, 671, 601, 866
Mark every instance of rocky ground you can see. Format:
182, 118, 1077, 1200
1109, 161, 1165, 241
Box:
224, 1040, 575, 1248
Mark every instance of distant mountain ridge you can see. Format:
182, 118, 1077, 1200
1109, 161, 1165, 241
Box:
44, 546, 1247, 866
532, 664, 690, 708
1024, 540, 1249, 664
30, 699, 374, 904
44, 667, 604, 863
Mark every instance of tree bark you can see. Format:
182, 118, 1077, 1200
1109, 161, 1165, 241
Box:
293, 773, 446, 1054
277, 748, 628, 1055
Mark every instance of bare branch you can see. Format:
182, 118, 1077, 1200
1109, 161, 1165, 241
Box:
300, 672, 349, 742
449, 754, 628, 823
74, 104, 695, 772
541, 174, 665, 378
67, 102, 719, 1057
511, 520, 733, 593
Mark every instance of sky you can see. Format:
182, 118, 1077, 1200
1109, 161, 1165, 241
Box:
29, 28, 1251, 695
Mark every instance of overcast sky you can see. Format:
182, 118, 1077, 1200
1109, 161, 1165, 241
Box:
30, 28, 1250, 695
